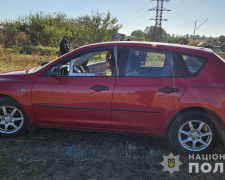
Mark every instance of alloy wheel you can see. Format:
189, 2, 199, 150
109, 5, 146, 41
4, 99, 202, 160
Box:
0, 106, 24, 134
178, 120, 213, 151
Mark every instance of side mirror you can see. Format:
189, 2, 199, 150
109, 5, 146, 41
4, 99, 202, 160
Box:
48, 67, 59, 77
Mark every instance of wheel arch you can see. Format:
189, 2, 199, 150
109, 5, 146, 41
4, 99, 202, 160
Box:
0, 94, 20, 103
165, 107, 224, 143
0, 93, 36, 133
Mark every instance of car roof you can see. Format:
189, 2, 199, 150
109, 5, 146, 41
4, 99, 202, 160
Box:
77, 41, 214, 55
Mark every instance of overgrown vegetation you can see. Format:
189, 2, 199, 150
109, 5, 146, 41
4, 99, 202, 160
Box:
0, 11, 121, 49
217, 52, 225, 60
0, 11, 123, 73
0, 51, 57, 73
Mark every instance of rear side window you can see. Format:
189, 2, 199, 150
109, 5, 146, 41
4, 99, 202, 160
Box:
180, 54, 207, 76
125, 48, 182, 77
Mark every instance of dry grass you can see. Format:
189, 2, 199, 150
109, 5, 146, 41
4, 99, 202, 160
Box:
0, 128, 224, 180
0, 52, 58, 73
217, 53, 225, 60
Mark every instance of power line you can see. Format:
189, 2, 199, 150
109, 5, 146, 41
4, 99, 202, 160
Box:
168, 0, 209, 20
122, 0, 171, 35
180, 19, 208, 44
123, 11, 148, 28
122, 0, 210, 36
128, 0, 187, 29
170, 0, 187, 10
120, 0, 150, 22
123, 19, 150, 32
194, 19, 208, 32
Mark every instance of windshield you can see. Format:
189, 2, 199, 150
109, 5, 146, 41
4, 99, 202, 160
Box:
27, 58, 58, 73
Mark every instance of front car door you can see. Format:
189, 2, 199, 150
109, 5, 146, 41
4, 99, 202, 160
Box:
32, 47, 124, 129
111, 47, 187, 135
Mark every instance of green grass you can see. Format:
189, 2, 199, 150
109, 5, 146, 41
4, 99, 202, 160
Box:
88, 51, 108, 64
145, 52, 165, 67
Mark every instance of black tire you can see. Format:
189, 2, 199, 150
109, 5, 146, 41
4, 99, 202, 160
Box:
0, 98, 28, 137
169, 111, 219, 154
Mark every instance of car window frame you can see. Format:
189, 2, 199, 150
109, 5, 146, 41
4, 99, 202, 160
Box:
120, 47, 184, 78
174, 52, 208, 78
41, 46, 126, 77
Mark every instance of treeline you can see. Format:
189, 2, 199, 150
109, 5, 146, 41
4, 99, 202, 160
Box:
0, 11, 121, 49
131, 27, 225, 50
130, 27, 190, 45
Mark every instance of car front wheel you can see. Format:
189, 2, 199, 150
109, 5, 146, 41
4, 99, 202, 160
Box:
0, 98, 27, 137
169, 111, 219, 154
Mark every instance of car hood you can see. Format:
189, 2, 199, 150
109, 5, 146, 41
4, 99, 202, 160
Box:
0, 69, 30, 76
0, 68, 37, 83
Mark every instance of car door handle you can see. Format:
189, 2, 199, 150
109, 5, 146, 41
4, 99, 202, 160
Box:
90, 86, 109, 91
158, 88, 179, 92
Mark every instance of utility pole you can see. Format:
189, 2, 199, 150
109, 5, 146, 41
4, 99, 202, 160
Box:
193, 21, 197, 42
149, 0, 171, 28
180, 19, 208, 45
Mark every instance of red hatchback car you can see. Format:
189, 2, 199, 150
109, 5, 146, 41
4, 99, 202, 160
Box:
0, 42, 225, 154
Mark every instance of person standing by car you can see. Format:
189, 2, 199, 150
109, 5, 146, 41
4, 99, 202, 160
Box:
60, 35, 70, 55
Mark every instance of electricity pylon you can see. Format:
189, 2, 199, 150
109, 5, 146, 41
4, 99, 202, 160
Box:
149, 0, 170, 28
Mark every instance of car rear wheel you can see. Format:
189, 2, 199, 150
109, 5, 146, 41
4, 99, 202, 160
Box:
0, 98, 27, 137
169, 112, 219, 154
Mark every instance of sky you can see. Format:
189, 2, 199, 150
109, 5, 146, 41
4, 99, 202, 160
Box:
0, 0, 224, 37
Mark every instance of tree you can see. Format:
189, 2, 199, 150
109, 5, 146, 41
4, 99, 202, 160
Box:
0, 11, 122, 48
130, 30, 145, 41
82, 11, 122, 44
144, 26, 166, 42
131, 30, 145, 39
168, 36, 189, 45
0, 20, 18, 48
219, 36, 225, 43
72, 11, 121, 47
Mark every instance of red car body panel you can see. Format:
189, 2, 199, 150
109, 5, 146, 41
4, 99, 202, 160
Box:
111, 77, 186, 135
0, 42, 225, 140
0, 72, 37, 126
32, 76, 117, 129
163, 52, 225, 134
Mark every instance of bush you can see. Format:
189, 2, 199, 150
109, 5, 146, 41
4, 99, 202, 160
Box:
20, 45, 58, 56
0, 45, 4, 57
188, 41, 202, 47
20, 45, 32, 54
202, 42, 214, 49
221, 42, 225, 49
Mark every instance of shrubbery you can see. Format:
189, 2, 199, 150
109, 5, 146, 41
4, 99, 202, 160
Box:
20, 45, 59, 56
0, 11, 121, 48
20, 45, 32, 55
0, 45, 4, 57
202, 42, 214, 48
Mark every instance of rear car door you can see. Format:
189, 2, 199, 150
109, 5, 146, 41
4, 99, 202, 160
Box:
111, 47, 187, 134
32, 47, 123, 129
